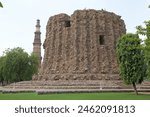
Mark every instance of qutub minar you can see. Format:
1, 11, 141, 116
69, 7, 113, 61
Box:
33, 9, 126, 81
33, 19, 42, 68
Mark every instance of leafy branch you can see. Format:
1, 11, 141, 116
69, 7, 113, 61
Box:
0, 2, 3, 8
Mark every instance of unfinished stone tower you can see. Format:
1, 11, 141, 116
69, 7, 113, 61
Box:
39, 9, 126, 80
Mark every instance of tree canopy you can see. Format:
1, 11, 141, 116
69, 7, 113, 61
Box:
0, 2, 3, 8
136, 20, 150, 79
116, 33, 146, 95
0, 47, 39, 85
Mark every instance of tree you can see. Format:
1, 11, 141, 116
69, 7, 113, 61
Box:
24, 53, 39, 81
0, 47, 39, 84
136, 21, 150, 79
0, 2, 3, 8
4, 48, 29, 82
0, 56, 6, 85
116, 33, 146, 95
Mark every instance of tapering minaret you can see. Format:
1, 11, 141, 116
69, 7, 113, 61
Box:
33, 19, 42, 67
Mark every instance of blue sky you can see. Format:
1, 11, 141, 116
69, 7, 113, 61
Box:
0, 0, 150, 56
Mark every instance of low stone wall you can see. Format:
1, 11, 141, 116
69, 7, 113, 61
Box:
37, 74, 120, 80
2, 80, 150, 94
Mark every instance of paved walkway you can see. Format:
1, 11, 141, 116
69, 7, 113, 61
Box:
1, 88, 150, 94
0, 86, 4, 91
139, 92, 150, 95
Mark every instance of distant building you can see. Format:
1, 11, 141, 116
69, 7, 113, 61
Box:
33, 19, 42, 67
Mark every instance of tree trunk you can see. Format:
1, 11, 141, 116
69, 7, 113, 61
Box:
132, 82, 138, 95
2, 81, 4, 86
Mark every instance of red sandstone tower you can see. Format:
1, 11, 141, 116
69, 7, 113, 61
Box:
33, 19, 42, 67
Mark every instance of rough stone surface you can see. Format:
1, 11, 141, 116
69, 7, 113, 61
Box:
38, 9, 126, 80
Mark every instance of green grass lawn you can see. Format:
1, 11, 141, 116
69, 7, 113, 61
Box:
0, 92, 150, 100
